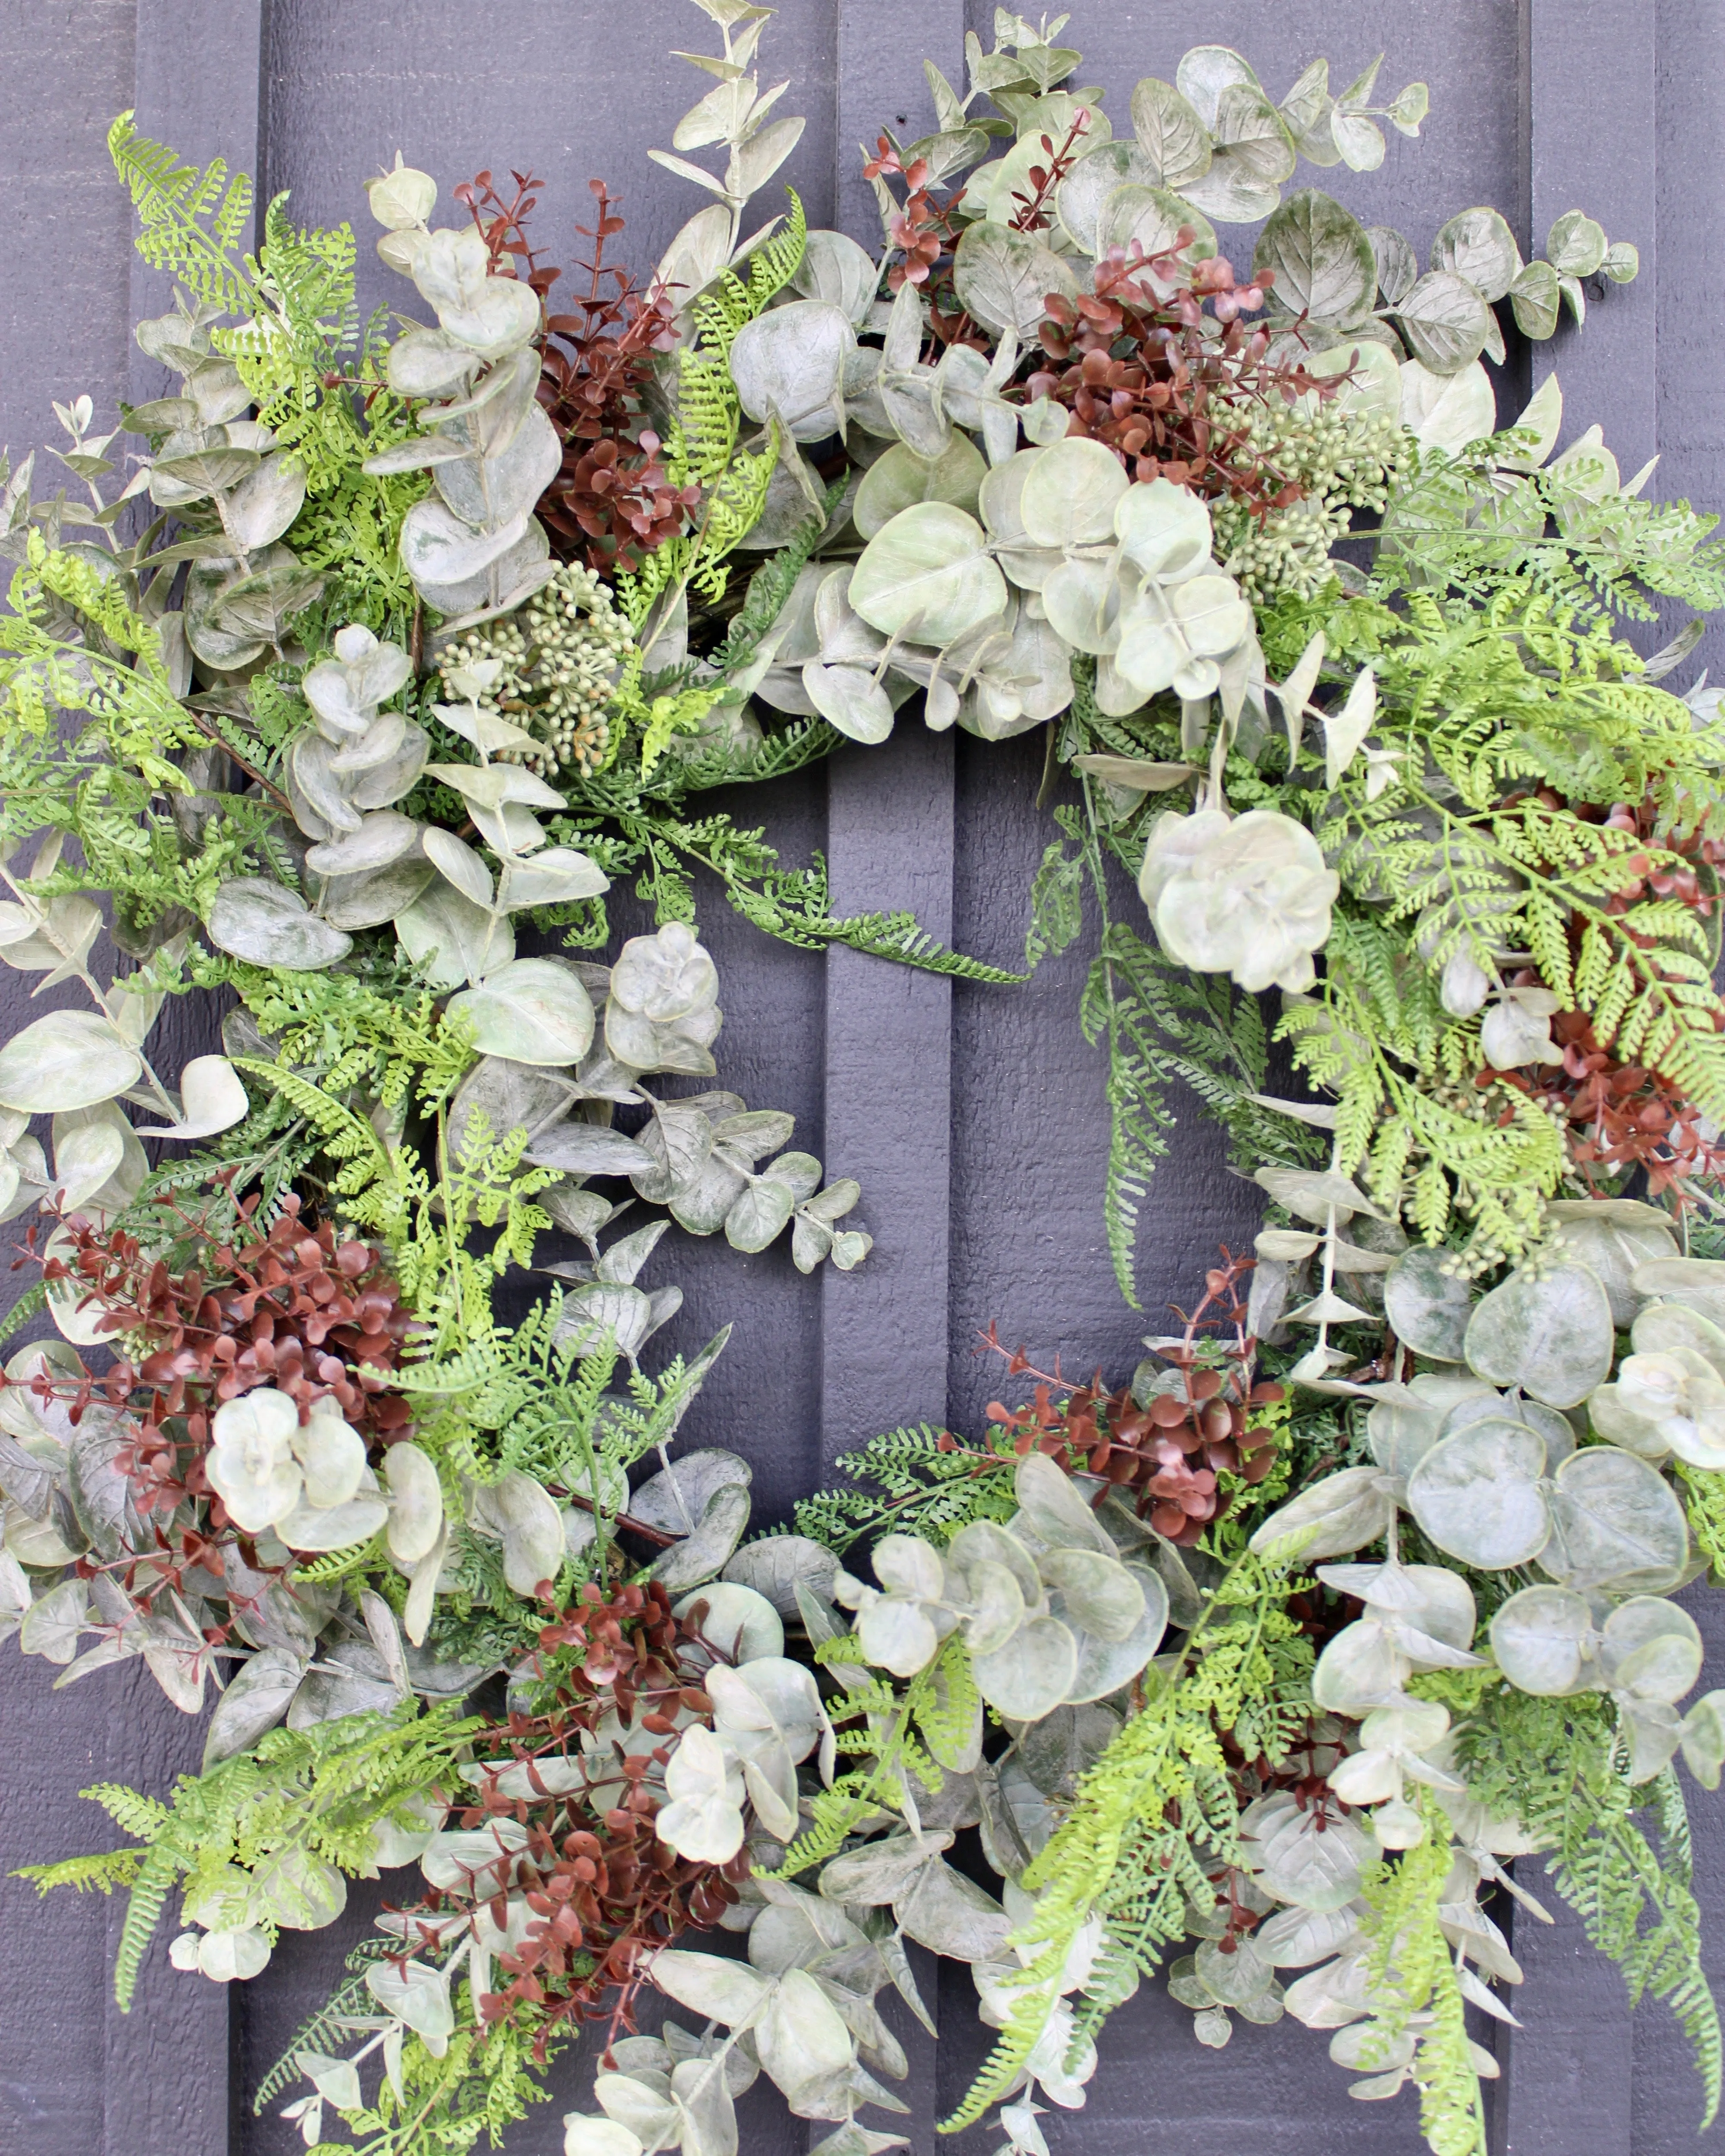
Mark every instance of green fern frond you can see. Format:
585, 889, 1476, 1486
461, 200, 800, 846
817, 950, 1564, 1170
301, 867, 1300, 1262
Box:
108, 112, 258, 314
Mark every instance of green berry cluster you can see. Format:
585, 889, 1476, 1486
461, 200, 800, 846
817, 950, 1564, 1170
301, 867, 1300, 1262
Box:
437, 563, 635, 776
1212, 397, 1404, 601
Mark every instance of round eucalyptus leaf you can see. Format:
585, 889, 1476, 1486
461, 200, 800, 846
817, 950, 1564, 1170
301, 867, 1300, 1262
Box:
1399, 358, 1496, 457
1256, 1902, 1361, 1970
964, 602, 1073, 734
319, 856, 436, 931
382, 1441, 445, 1566
1298, 338, 1402, 419
960, 1557, 1027, 1655
50, 1118, 125, 1212
725, 1177, 795, 1254
1255, 189, 1377, 327
1098, 182, 1218, 269
1463, 1262, 1613, 1408
395, 884, 513, 990
434, 402, 560, 529
471, 1470, 567, 1597
1063, 1565, 1168, 1701
1392, 270, 1492, 374
634, 1450, 751, 1536
1547, 210, 1608, 277
1366, 1389, 1461, 1478
445, 958, 595, 1067
423, 826, 492, 910
1630, 1298, 1725, 1380
1242, 1789, 1372, 1912
669, 1152, 752, 1235
1489, 1583, 1596, 1696
1181, 105, 1295, 223
1542, 1445, 1689, 1593
650, 1482, 754, 1592
304, 810, 424, 880
673, 1583, 784, 1665
1019, 437, 1129, 550
1014, 1449, 1117, 1555
1544, 1203, 1678, 1326
853, 435, 987, 540
1383, 1247, 1475, 1361
202, 1647, 305, 1768
849, 502, 1007, 645
1367, 223, 1419, 305
1629, 1258, 1725, 1335
893, 1856, 1013, 1965
132, 1055, 249, 1143
977, 448, 1065, 589
1249, 1465, 1394, 1562
1110, 485, 1210, 586
1129, 76, 1214, 190
496, 846, 610, 912
970, 1613, 1079, 1721
791, 228, 880, 326
729, 300, 854, 441
1197, 1933, 1273, 2007
1041, 552, 1125, 655
1310, 1616, 1406, 1713
225, 451, 308, 553
1405, 1421, 1550, 1569
400, 496, 534, 592
554, 1279, 654, 1359
952, 219, 1079, 339
721, 1534, 838, 1617
801, 659, 896, 744
1037, 1546, 1143, 1643
949, 1518, 1044, 1605
1430, 207, 1522, 303
1602, 1597, 1703, 1704
1054, 139, 1158, 252
0, 1011, 141, 1115
1508, 259, 1560, 341
365, 1959, 454, 2042
1170, 574, 1251, 656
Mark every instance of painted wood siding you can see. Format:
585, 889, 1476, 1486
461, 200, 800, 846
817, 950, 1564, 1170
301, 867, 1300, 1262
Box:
0, 4, 1717, 2152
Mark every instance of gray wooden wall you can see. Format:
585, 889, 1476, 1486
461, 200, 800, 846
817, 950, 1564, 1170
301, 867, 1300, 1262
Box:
0, 3, 1719, 2152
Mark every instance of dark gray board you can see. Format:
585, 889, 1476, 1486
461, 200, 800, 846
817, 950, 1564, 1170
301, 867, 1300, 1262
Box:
0, 4, 1717, 2154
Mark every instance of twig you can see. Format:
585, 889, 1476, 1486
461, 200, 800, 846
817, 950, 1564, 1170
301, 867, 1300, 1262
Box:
185, 708, 293, 812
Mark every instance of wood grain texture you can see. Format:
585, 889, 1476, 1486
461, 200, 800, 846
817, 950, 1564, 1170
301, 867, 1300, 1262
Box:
1528, 0, 1658, 479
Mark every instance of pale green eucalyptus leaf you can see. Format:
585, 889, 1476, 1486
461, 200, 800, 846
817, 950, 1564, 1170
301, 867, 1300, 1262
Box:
1464, 1263, 1614, 1407
1405, 1421, 1550, 1570
1255, 190, 1377, 327
849, 502, 1007, 645
1392, 270, 1491, 374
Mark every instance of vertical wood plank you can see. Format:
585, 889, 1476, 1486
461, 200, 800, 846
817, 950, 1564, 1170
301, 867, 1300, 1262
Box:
820, 0, 965, 1465
822, 22, 965, 2156
113, 16, 266, 2154
819, 729, 957, 1463
128, 0, 267, 408
1527, 0, 1658, 474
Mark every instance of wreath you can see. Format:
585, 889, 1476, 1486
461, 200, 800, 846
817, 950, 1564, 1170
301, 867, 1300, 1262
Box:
4, 9, 1725, 2156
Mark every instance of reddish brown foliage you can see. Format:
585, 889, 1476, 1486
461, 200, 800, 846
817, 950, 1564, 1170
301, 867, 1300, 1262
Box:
1027, 246, 1331, 506
392, 1579, 744, 2056
536, 181, 696, 574
447, 165, 693, 577
1484, 791, 1725, 1199
15, 1188, 420, 1528
950, 1253, 1283, 1546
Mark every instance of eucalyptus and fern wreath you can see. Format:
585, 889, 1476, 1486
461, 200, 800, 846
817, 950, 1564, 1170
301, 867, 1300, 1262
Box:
6, 9, 1725, 2156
